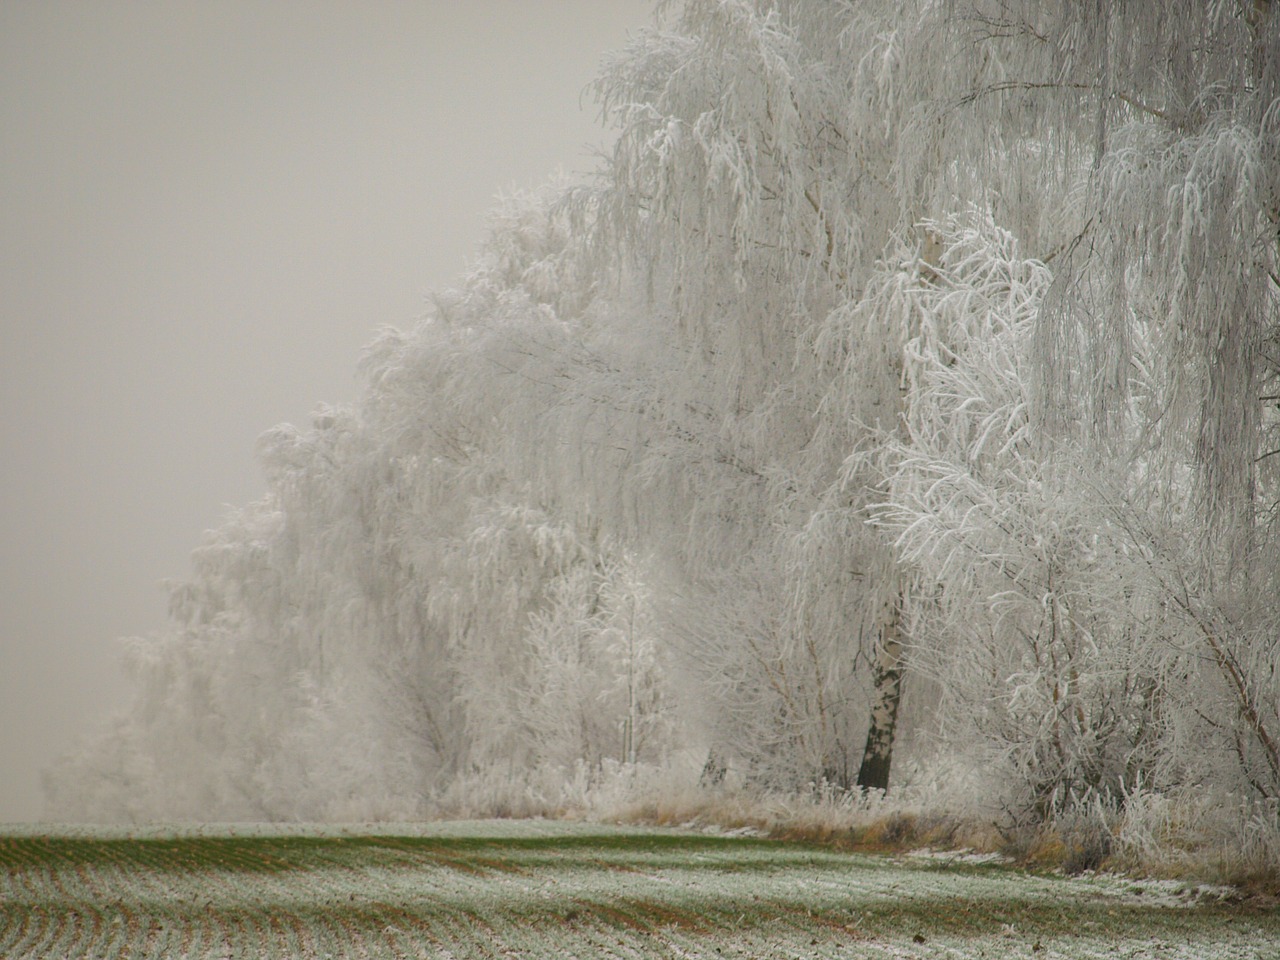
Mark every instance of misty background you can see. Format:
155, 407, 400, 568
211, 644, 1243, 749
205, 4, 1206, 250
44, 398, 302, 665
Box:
0, 0, 652, 822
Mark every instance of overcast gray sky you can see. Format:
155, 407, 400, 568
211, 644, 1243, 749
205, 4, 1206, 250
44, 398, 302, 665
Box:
0, 0, 654, 822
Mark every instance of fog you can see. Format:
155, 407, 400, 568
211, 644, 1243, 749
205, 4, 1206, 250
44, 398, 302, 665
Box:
0, 0, 652, 821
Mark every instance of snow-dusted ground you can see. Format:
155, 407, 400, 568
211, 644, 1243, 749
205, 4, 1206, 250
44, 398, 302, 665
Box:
1, 821, 1274, 958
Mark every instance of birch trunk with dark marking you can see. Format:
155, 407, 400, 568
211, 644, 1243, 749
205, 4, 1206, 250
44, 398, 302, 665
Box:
856, 597, 904, 793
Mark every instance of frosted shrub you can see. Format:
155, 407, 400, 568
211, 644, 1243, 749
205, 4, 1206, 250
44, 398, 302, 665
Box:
1113, 788, 1280, 885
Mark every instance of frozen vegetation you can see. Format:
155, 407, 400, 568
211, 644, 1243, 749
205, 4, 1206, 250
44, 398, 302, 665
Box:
2, 822, 1277, 959
47, 0, 1280, 883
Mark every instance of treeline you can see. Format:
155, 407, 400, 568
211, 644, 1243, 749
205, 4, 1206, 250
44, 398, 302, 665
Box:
50, 0, 1279, 842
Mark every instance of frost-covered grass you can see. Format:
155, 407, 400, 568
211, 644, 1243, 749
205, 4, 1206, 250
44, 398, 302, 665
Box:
2, 821, 1275, 958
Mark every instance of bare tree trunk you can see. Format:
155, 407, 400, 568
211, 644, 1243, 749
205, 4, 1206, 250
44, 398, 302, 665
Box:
856, 597, 904, 793
852, 227, 934, 795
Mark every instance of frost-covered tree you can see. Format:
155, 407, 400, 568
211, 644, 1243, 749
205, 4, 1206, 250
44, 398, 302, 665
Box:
858, 1, 1280, 811
972, 1, 1278, 805
579, 0, 946, 790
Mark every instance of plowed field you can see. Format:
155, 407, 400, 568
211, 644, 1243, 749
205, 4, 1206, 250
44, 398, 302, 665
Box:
1, 822, 1274, 958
